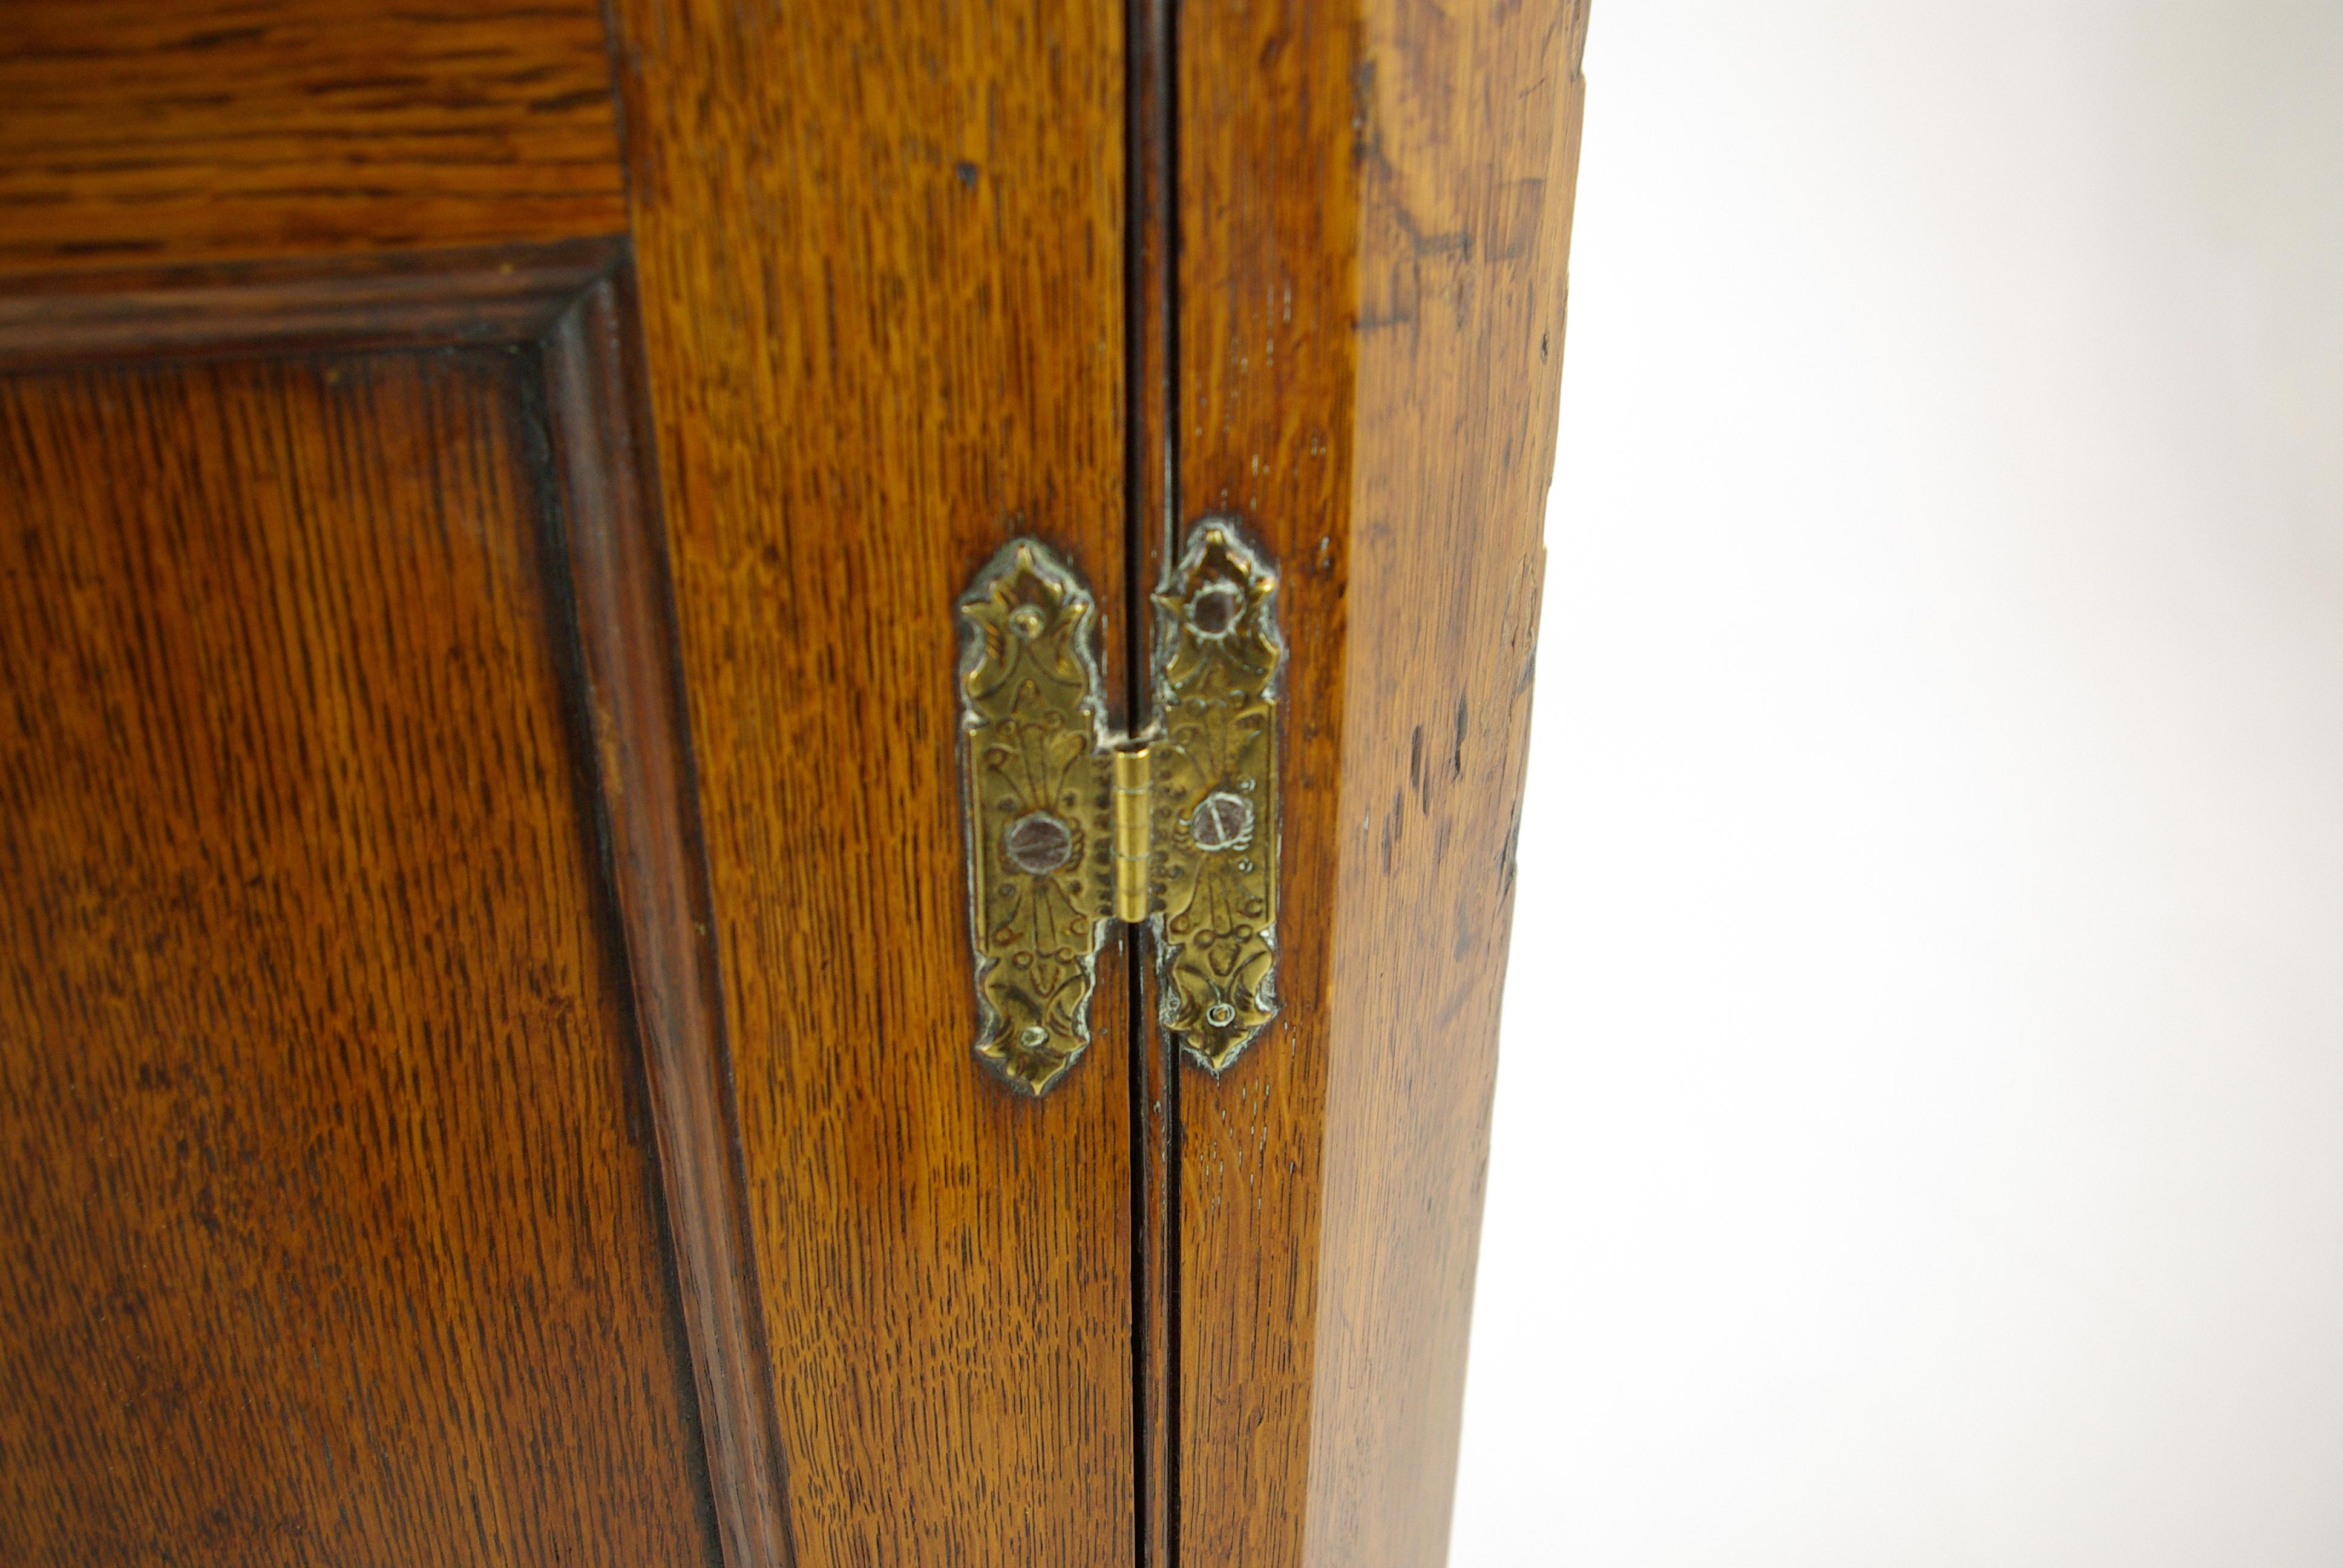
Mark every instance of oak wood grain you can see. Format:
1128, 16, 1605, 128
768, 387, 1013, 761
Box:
0, 348, 720, 1567
605, 2, 1140, 1563
545, 276, 798, 1568
0, 240, 621, 373
0, 3, 1588, 1560
0, 0, 626, 273
1173, 3, 1590, 1566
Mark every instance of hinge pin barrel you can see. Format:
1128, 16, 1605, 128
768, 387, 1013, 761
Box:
1112, 743, 1152, 924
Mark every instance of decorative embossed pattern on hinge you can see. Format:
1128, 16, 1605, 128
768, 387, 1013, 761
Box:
955, 519, 1282, 1093
957, 540, 1117, 1095
1149, 519, 1282, 1071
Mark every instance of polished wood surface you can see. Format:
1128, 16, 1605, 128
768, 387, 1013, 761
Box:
606, 2, 1140, 1564
0, 0, 626, 273
0, 240, 620, 373
545, 277, 796, 1568
0, 0, 1582, 1558
0, 348, 718, 1566
1173, 3, 1588, 1567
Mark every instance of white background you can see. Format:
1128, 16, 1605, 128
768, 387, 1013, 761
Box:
1453, 3, 2343, 1563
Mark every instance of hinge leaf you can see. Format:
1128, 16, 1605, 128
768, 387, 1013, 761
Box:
956, 518, 1282, 1093
1148, 518, 1282, 1072
955, 538, 1115, 1095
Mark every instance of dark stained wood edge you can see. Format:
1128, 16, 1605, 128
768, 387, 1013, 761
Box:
1124, 0, 1181, 1564
542, 272, 799, 1568
0, 237, 623, 371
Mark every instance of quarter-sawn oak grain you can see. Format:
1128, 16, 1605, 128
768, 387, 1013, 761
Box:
545, 277, 799, 1568
0, 0, 1589, 1558
0, 349, 720, 1567
0, 0, 628, 273
605, 2, 1140, 1564
1174, 2, 1590, 1567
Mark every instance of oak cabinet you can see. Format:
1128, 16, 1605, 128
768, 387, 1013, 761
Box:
0, 2, 1584, 1564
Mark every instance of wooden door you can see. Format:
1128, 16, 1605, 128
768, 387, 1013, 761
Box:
1164, 5, 1589, 1567
0, 2, 1583, 1566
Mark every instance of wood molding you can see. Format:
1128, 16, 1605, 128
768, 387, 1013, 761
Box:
541, 276, 799, 1568
0, 312, 721, 1565
0, 240, 795, 1568
0, 240, 623, 371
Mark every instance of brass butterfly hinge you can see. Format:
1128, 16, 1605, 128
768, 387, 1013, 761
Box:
956, 518, 1283, 1095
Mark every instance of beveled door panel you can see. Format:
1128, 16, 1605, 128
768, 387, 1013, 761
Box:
0, 348, 718, 1566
